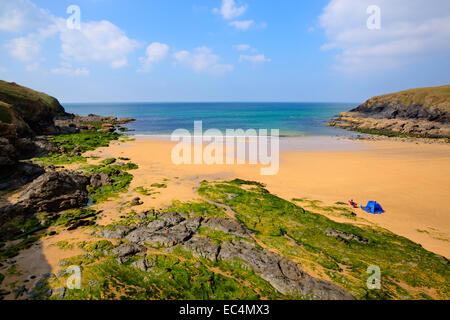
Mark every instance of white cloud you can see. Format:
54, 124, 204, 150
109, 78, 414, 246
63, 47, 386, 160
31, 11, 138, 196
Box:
4, 1, 139, 70
319, 0, 450, 72
173, 47, 234, 75
6, 36, 41, 61
5, 21, 60, 61
213, 0, 247, 20
233, 44, 251, 51
0, 0, 53, 32
229, 20, 254, 30
239, 54, 271, 64
51, 62, 90, 77
139, 42, 170, 72
59, 20, 139, 68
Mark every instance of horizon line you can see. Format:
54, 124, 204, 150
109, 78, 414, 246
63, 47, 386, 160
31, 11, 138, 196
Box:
61, 100, 362, 105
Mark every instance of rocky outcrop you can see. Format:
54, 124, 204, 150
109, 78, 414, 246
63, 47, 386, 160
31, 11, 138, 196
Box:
0, 162, 44, 190
217, 240, 353, 300
202, 216, 247, 237
328, 85, 450, 138
93, 226, 135, 240
54, 114, 135, 133
0, 170, 89, 225
126, 214, 202, 247
112, 243, 147, 258
0, 81, 135, 189
0, 80, 71, 189
117, 211, 354, 300
90, 172, 111, 188
181, 237, 221, 261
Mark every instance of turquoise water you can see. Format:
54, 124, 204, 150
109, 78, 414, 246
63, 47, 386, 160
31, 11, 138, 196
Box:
63, 102, 358, 137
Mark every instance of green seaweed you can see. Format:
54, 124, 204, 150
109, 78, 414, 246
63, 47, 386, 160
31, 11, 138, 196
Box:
197, 180, 450, 300
33, 131, 120, 166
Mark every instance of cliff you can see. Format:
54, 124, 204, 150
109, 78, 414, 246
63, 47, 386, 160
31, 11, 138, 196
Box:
0, 80, 69, 136
328, 85, 450, 138
0, 81, 72, 167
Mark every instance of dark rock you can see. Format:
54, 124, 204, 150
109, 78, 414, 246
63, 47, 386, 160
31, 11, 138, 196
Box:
0, 170, 89, 225
32, 138, 59, 156
126, 217, 201, 247
146, 219, 168, 233
218, 240, 354, 300
122, 210, 354, 299
202, 217, 247, 237
0, 162, 44, 190
181, 237, 220, 261
328, 85, 450, 138
90, 172, 111, 188
172, 216, 202, 233
67, 219, 96, 231
54, 114, 134, 132
0, 134, 17, 165
158, 212, 185, 225
101, 123, 115, 132
16, 170, 88, 211
111, 243, 147, 258
93, 226, 135, 239
324, 229, 369, 244
130, 197, 143, 206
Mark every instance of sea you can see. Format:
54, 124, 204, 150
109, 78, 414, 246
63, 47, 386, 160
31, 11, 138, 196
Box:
63, 102, 360, 138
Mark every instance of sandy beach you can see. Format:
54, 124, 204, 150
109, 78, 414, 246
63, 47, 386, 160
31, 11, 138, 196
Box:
93, 136, 450, 259
2, 135, 449, 300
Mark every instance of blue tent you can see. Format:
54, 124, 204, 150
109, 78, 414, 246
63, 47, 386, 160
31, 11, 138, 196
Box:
361, 201, 384, 214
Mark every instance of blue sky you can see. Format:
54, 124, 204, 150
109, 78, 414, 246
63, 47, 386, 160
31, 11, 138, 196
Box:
0, 0, 449, 102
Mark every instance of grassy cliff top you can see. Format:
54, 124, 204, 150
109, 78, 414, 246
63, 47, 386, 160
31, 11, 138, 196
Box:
368, 85, 450, 109
0, 101, 12, 124
0, 80, 65, 114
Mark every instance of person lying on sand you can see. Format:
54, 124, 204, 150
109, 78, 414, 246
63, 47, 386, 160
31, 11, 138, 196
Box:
349, 200, 358, 208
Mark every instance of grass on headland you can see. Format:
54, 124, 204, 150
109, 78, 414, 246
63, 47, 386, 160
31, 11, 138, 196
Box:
0, 102, 12, 123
